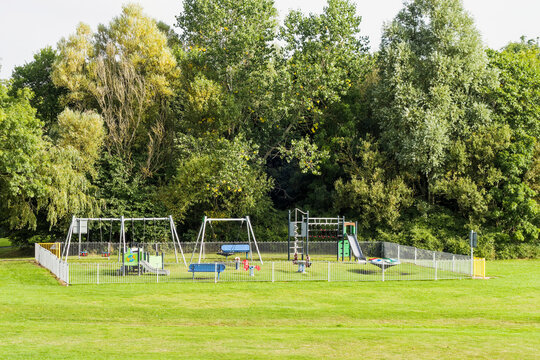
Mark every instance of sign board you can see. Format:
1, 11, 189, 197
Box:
289, 221, 308, 237
73, 219, 88, 235
288, 223, 297, 237
469, 230, 478, 248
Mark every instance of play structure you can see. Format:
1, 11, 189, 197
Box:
288, 208, 366, 263
120, 247, 170, 276
339, 222, 366, 263
34, 210, 486, 285
368, 257, 401, 272
62, 215, 187, 266
190, 216, 263, 264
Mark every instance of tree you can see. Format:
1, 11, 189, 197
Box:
177, 0, 278, 95
0, 83, 100, 238
375, 0, 496, 200
334, 138, 413, 232
266, 0, 371, 208
280, 0, 368, 123
56, 108, 105, 176
52, 4, 178, 176
433, 125, 538, 244
163, 135, 273, 223
176, 0, 280, 141
9, 47, 66, 132
0, 84, 47, 229
486, 39, 540, 138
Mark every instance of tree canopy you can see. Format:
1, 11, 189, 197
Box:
2, 0, 539, 258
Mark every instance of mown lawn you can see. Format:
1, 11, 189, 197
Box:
0, 259, 538, 359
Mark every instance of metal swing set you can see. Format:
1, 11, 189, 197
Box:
190, 216, 263, 264
62, 215, 187, 266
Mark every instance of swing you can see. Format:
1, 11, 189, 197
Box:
99, 219, 111, 257
79, 221, 89, 257
216, 220, 251, 258
143, 218, 146, 243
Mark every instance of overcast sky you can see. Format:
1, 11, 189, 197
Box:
1, 0, 539, 79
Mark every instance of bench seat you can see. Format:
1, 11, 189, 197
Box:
188, 263, 226, 279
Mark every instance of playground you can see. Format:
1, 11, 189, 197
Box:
35, 209, 484, 285
0, 259, 538, 359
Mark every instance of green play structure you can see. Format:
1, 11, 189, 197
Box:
121, 247, 169, 275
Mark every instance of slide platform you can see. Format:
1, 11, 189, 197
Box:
140, 260, 170, 276
346, 234, 366, 263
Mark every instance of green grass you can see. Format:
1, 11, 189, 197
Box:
0, 259, 538, 359
0, 238, 11, 247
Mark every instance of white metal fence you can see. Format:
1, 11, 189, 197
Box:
35, 243, 69, 283
66, 259, 472, 285
35, 241, 476, 285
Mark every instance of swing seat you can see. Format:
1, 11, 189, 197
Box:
218, 244, 251, 258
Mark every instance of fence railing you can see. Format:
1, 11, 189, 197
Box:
35, 241, 482, 285
54, 240, 469, 260
66, 259, 472, 285
35, 243, 69, 283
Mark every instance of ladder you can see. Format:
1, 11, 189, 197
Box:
290, 220, 304, 259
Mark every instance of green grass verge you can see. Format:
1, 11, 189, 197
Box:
0, 237, 11, 247
0, 259, 538, 359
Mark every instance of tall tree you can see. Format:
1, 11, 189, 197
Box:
0, 83, 101, 240
176, 0, 279, 141
375, 0, 496, 200
52, 4, 178, 176
9, 47, 66, 132
273, 0, 371, 207
486, 38, 540, 138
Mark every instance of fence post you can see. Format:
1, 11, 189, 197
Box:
433, 252, 436, 269
482, 258, 486, 279
382, 263, 385, 282
214, 263, 217, 283
414, 248, 417, 265
272, 262, 274, 283
397, 245, 400, 262
452, 255, 455, 273
435, 261, 438, 281
97, 263, 100, 285
327, 261, 330, 282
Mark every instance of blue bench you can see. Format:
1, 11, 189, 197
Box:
188, 263, 226, 280
218, 244, 251, 258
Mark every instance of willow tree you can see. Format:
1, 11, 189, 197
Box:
375, 0, 496, 200
52, 4, 178, 177
0, 84, 102, 241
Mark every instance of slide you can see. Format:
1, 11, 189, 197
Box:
140, 260, 170, 276
347, 234, 366, 263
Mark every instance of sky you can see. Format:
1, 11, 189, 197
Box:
0, 0, 539, 79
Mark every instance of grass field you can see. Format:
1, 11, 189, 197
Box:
0, 259, 538, 359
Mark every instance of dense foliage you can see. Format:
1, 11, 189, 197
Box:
1, 0, 539, 258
